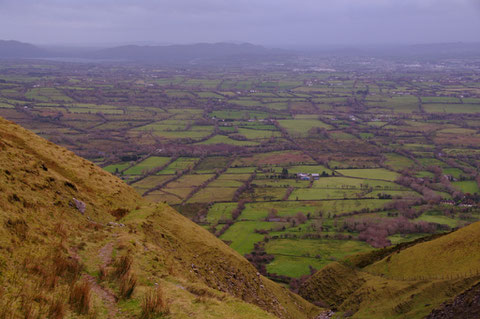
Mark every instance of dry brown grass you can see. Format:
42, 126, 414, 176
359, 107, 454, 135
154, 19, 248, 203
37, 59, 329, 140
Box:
48, 299, 66, 319
141, 286, 170, 319
119, 271, 137, 299
113, 254, 133, 278
22, 302, 38, 319
4, 217, 28, 240
69, 279, 91, 315
186, 284, 225, 301
52, 249, 82, 284
112, 253, 137, 299
54, 222, 68, 241
98, 265, 108, 281
0, 306, 14, 319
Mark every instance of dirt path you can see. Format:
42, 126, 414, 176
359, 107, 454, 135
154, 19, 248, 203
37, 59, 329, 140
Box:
92, 240, 119, 318
98, 241, 114, 267
71, 239, 119, 318
83, 273, 119, 319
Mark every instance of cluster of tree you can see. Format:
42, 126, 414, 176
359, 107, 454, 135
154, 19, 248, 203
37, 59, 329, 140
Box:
307, 127, 329, 139
282, 186, 294, 200
214, 200, 248, 237
244, 242, 274, 276
395, 175, 443, 203
232, 172, 257, 201
228, 134, 248, 141
244, 240, 318, 293
342, 216, 446, 248
264, 209, 309, 227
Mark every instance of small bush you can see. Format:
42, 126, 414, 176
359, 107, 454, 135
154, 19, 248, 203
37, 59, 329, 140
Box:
111, 208, 129, 221
141, 287, 169, 319
69, 279, 91, 314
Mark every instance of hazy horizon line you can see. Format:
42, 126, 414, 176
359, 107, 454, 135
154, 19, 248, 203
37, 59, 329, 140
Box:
4, 39, 480, 50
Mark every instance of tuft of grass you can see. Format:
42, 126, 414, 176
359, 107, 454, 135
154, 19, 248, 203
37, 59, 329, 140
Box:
48, 299, 66, 319
4, 217, 28, 240
119, 271, 137, 299
52, 248, 82, 284
98, 265, 108, 281
114, 254, 133, 278
69, 279, 91, 315
22, 302, 39, 319
141, 286, 170, 319
54, 222, 68, 241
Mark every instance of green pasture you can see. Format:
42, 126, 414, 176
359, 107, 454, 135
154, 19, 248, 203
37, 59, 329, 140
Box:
452, 181, 480, 194
124, 156, 171, 175
288, 165, 332, 175
157, 157, 198, 174
278, 119, 332, 135
188, 187, 237, 203
131, 175, 173, 194
384, 153, 416, 170
289, 188, 363, 200
233, 151, 315, 167
265, 239, 373, 277
336, 168, 399, 181
196, 135, 259, 146
220, 221, 275, 255
195, 157, 231, 173
103, 162, 130, 173
424, 103, 480, 114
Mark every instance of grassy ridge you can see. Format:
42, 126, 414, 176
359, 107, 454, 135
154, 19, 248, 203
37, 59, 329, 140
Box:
299, 223, 480, 318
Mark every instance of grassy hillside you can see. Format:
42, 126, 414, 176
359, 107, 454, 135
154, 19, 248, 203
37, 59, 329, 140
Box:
0, 117, 319, 318
364, 221, 480, 279
299, 223, 480, 318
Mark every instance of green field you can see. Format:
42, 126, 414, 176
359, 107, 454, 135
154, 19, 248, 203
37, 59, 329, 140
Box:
196, 135, 259, 146
384, 153, 416, 170
103, 162, 130, 173
157, 157, 198, 174
124, 156, 171, 175
220, 221, 275, 255
452, 180, 480, 194
278, 119, 332, 135
265, 239, 373, 277
336, 168, 399, 181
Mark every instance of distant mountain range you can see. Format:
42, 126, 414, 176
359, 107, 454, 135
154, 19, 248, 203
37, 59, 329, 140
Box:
88, 42, 290, 64
0, 40, 47, 58
1, 39, 479, 64
0, 40, 291, 65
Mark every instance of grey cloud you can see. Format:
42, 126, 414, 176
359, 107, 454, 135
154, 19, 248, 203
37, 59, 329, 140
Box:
0, 0, 478, 45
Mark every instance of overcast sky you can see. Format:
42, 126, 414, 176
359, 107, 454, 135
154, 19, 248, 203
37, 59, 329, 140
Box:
1, 0, 479, 47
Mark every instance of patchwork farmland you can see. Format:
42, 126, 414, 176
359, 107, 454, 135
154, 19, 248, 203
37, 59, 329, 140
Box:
1, 60, 480, 288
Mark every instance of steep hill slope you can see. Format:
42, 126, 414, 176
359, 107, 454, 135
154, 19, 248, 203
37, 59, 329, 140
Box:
299, 224, 480, 318
0, 117, 319, 318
